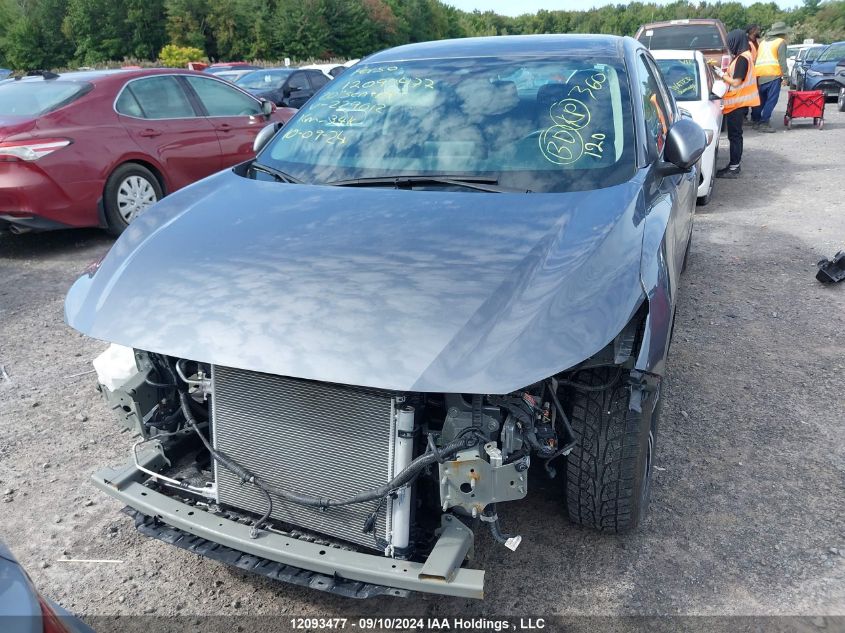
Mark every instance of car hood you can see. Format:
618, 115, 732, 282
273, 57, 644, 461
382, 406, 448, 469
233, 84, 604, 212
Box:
65, 169, 647, 393
810, 60, 838, 74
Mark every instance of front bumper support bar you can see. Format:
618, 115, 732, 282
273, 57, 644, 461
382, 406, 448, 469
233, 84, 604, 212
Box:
124, 508, 407, 598
92, 455, 485, 599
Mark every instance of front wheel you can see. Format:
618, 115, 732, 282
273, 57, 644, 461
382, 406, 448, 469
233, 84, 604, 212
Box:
104, 163, 163, 236
564, 367, 660, 533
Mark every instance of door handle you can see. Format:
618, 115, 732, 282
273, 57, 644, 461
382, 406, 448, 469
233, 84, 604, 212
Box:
217, 123, 232, 132
139, 129, 161, 138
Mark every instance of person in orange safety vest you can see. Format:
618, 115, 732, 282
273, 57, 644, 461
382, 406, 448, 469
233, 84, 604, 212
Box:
750, 22, 791, 132
714, 29, 761, 179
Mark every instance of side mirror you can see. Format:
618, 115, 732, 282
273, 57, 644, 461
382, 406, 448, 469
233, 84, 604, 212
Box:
657, 118, 706, 176
253, 121, 283, 154
261, 99, 275, 117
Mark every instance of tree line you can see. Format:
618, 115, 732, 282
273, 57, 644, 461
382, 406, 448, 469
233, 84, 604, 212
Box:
0, 0, 843, 71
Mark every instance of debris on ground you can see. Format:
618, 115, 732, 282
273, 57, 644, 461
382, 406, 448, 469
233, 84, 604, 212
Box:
816, 251, 845, 283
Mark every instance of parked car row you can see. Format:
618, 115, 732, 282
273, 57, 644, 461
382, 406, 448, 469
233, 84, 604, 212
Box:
798, 41, 845, 99
2, 37, 732, 238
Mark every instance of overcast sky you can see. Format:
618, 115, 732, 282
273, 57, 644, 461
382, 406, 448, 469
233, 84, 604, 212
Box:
444, 0, 799, 15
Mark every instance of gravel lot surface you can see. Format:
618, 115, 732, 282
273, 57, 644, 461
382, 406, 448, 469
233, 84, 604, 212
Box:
1, 94, 844, 628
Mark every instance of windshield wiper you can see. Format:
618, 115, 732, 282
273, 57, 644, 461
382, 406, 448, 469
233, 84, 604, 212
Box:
325, 175, 516, 193
250, 162, 302, 184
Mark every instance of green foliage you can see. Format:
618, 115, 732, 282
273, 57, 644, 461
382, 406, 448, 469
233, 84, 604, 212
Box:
797, 0, 845, 41
159, 43, 205, 67
3, 0, 74, 70
1, 0, 844, 71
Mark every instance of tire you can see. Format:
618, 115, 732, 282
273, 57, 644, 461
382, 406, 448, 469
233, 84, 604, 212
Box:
103, 163, 163, 236
564, 367, 660, 533
696, 148, 717, 207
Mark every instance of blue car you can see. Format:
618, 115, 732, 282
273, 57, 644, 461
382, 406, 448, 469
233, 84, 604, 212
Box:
65, 35, 705, 599
802, 40, 845, 97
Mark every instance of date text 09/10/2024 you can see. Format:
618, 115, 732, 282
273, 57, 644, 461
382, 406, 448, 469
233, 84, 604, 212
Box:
289, 618, 548, 630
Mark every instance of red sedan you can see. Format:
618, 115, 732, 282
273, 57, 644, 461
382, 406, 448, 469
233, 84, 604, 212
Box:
0, 68, 295, 234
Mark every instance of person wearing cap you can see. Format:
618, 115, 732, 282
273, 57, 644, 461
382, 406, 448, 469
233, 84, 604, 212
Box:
751, 21, 791, 132
714, 29, 760, 179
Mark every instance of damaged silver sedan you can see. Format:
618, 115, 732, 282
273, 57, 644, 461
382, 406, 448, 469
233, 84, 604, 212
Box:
65, 34, 705, 598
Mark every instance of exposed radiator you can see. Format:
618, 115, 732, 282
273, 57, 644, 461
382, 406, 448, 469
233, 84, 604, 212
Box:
211, 365, 398, 550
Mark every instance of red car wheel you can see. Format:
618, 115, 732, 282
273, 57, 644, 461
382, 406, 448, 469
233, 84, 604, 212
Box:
103, 163, 163, 236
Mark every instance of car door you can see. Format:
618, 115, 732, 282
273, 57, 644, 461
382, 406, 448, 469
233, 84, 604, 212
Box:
284, 71, 313, 109
115, 75, 222, 191
181, 75, 269, 168
637, 53, 696, 280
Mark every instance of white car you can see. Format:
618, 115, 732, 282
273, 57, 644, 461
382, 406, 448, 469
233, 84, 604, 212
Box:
653, 49, 723, 206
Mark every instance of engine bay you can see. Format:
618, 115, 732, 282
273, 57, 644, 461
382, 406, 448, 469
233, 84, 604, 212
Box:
96, 346, 593, 565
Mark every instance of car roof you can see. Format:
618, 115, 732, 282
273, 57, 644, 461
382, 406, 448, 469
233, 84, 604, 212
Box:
365, 34, 627, 63
10, 68, 205, 84
640, 19, 725, 28
301, 63, 344, 70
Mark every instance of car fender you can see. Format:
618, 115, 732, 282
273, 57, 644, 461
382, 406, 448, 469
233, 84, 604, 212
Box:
104, 148, 171, 194
635, 179, 679, 377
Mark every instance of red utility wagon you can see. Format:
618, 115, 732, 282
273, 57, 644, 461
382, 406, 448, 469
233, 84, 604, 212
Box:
784, 90, 826, 129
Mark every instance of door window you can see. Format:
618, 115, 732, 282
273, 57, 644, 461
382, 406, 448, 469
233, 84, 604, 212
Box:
309, 72, 329, 89
117, 76, 195, 119
288, 72, 310, 92
184, 76, 262, 117
636, 55, 672, 154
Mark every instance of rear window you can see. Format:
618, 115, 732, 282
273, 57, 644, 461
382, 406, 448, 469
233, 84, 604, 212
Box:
0, 81, 91, 116
639, 25, 724, 51
656, 58, 701, 101
818, 43, 845, 62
